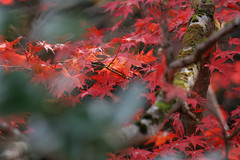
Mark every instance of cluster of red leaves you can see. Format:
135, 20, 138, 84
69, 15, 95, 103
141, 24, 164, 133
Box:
109, 106, 240, 160
0, 0, 240, 159
103, 0, 240, 159
0, 34, 165, 106
210, 38, 240, 98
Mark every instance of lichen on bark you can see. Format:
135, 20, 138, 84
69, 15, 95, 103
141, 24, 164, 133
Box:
176, 0, 216, 135
173, 0, 215, 91
117, 0, 217, 145
182, 24, 205, 47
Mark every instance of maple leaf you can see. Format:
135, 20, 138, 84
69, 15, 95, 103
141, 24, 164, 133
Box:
106, 152, 123, 160
102, 1, 119, 15
142, 92, 156, 104
171, 113, 185, 137
80, 83, 114, 99
109, 20, 123, 32
37, 41, 55, 54
172, 138, 190, 153
49, 68, 83, 99
168, 7, 193, 31
227, 2, 240, 10
84, 26, 104, 45
27, 43, 44, 55
205, 56, 234, 75
154, 144, 179, 159
185, 149, 204, 159
204, 127, 225, 148
1, 51, 27, 67
215, 8, 240, 22
138, 49, 157, 64
196, 115, 220, 133
30, 61, 57, 87
0, 36, 22, 52
129, 147, 152, 160
111, 1, 144, 19
229, 37, 240, 46
146, 131, 178, 146
143, 64, 165, 92
174, 26, 187, 40
110, 147, 153, 160
215, 48, 239, 61
231, 106, 240, 117
187, 92, 207, 112
6, 113, 30, 128
186, 134, 206, 150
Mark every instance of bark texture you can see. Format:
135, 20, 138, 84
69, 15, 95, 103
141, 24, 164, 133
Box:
118, 0, 217, 144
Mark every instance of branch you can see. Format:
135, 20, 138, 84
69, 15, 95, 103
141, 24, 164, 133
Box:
226, 122, 240, 140
166, 16, 240, 81
206, 85, 229, 131
0, 65, 32, 71
116, 95, 165, 146
91, 62, 131, 80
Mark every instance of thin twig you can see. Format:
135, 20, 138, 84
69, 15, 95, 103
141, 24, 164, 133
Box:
167, 98, 201, 123
207, 85, 230, 131
91, 62, 131, 80
0, 65, 32, 71
223, 121, 240, 160
226, 122, 240, 140
106, 44, 121, 68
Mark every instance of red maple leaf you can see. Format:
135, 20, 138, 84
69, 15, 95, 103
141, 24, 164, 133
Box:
187, 92, 207, 112
146, 131, 178, 146
171, 113, 185, 137
186, 134, 206, 150
229, 37, 240, 46
27, 43, 44, 55
231, 106, 240, 117
84, 26, 104, 45
37, 41, 55, 54
154, 144, 179, 158
174, 26, 187, 40
102, 1, 119, 15
185, 149, 204, 159
215, 48, 239, 61
205, 56, 234, 75
196, 115, 220, 133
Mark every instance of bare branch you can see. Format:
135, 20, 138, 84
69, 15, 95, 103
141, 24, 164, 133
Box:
0, 65, 32, 71
227, 122, 240, 140
206, 85, 230, 131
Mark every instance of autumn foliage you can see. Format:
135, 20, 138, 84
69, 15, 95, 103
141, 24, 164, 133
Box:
0, 0, 240, 159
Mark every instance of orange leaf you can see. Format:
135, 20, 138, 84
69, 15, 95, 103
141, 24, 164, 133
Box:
145, 131, 177, 146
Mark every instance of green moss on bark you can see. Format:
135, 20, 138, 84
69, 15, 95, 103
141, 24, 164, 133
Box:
182, 24, 204, 47
177, 48, 195, 59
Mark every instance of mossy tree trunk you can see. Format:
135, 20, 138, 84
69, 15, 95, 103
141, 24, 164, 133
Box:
175, 0, 216, 136
117, 0, 217, 145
